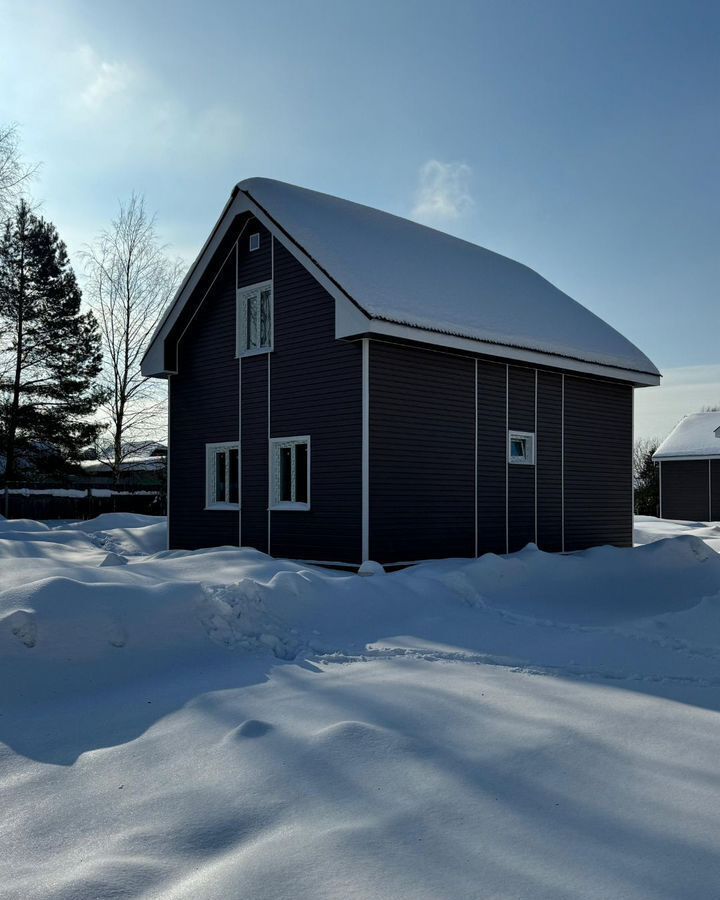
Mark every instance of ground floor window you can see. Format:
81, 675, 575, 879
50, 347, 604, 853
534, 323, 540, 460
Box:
508, 430, 535, 465
270, 436, 310, 510
206, 442, 239, 508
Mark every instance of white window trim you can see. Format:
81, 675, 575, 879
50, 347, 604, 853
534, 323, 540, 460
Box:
270, 435, 311, 511
236, 279, 273, 358
249, 232, 260, 251
508, 430, 535, 466
205, 441, 240, 510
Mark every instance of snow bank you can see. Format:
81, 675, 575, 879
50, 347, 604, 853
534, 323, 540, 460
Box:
1, 515, 720, 899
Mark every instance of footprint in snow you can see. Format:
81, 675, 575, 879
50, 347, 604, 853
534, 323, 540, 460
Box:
226, 719, 273, 740
6, 611, 37, 648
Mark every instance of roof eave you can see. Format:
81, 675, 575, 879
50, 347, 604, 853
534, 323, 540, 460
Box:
339, 317, 661, 387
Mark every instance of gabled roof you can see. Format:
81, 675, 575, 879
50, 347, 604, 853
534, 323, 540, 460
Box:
142, 178, 660, 385
653, 412, 720, 460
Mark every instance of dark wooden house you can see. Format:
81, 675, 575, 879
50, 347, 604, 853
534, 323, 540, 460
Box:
653, 412, 720, 521
142, 178, 660, 566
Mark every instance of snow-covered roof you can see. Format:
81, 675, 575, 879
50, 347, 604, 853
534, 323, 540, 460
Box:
80, 456, 166, 474
142, 178, 659, 384
653, 412, 720, 460
240, 178, 658, 379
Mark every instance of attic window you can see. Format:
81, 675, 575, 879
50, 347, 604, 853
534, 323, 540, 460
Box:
508, 431, 535, 465
237, 281, 273, 356
249, 233, 260, 251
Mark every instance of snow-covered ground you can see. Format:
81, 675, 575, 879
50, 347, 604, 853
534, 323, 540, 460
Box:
1, 514, 719, 899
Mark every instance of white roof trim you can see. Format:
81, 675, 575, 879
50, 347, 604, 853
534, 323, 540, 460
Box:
142, 182, 660, 386
652, 455, 720, 462
338, 319, 659, 386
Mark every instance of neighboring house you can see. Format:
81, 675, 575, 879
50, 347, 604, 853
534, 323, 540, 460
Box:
78, 444, 167, 486
653, 412, 720, 521
142, 178, 660, 565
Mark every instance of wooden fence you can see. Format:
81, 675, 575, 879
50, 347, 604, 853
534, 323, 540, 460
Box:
2, 486, 165, 521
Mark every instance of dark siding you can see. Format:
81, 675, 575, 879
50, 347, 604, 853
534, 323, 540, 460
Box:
713, 461, 720, 521
661, 460, 711, 521
238, 225, 272, 553
270, 241, 362, 563
476, 361, 507, 555
564, 376, 633, 550
169, 253, 239, 549
165, 214, 249, 372
370, 342, 475, 562
536, 372, 563, 551
507, 366, 535, 551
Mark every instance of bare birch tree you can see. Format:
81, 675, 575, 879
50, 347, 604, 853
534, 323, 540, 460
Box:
0, 124, 38, 218
81, 194, 183, 482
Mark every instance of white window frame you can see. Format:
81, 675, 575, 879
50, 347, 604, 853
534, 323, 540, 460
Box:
236, 280, 273, 358
249, 232, 260, 251
508, 430, 535, 466
205, 442, 240, 509
270, 435, 311, 511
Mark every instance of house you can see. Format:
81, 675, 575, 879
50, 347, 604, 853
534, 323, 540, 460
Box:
653, 412, 720, 521
142, 178, 660, 565
78, 444, 167, 487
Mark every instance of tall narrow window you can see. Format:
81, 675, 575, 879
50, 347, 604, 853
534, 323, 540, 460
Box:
206, 442, 240, 508
270, 436, 310, 510
237, 281, 272, 356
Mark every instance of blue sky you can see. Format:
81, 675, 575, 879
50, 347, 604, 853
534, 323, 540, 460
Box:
1, 0, 718, 438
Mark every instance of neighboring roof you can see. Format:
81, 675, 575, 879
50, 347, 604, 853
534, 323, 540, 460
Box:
653, 412, 720, 460
142, 178, 660, 385
80, 456, 166, 474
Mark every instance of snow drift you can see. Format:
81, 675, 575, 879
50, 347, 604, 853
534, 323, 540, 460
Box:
0, 513, 719, 900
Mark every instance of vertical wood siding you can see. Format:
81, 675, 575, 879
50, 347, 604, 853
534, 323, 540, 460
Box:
507, 366, 536, 551
536, 371, 563, 551
169, 252, 239, 549
370, 342, 475, 562
661, 460, 713, 521
476, 361, 508, 555
238, 224, 272, 553
269, 240, 362, 563
712, 461, 720, 521
563, 376, 633, 549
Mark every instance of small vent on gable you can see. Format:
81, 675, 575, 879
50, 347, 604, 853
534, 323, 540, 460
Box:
249, 233, 260, 252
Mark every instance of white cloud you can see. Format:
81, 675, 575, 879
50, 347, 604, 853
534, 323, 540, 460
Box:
411, 160, 473, 223
635, 364, 720, 442
75, 45, 136, 111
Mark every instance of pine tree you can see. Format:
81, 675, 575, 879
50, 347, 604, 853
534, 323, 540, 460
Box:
0, 201, 106, 481
633, 438, 660, 516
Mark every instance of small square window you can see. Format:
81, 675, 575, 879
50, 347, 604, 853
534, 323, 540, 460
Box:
249, 233, 260, 251
508, 430, 535, 465
270, 436, 310, 510
206, 443, 240, 508
237, 281, 273, 356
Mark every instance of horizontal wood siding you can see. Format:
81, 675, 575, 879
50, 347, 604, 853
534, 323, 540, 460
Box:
713, 461, 720, 521
536, 372, 563, 551
239, 224, 272, 553
370, 342, 475, 562
476, 361, 507, 555
508, 366, 536, 551
169, 252, 239, 549
269, 241, 362, 563
661, 460, 712, 521
564, 376, 632, 550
